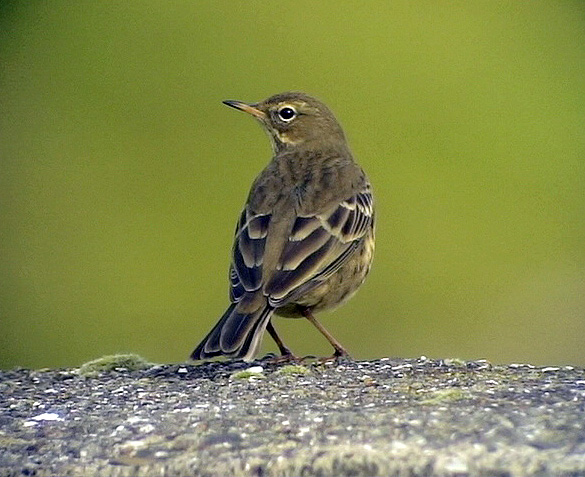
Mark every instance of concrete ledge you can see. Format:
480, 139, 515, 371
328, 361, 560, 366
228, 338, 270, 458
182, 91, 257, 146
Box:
1, 355, 584, 476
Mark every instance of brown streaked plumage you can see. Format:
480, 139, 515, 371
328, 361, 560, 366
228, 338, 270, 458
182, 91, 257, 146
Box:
190, 92, 375, 362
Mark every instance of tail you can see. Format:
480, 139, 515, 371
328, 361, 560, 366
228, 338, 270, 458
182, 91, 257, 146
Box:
190, 303, 274, 362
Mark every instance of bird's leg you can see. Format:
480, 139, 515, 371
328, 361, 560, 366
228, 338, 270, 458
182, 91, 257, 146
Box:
301, 308, 351, 359
266, 320, 296, 359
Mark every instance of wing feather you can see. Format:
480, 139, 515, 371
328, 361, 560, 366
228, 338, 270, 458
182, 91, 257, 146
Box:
230, 208, 270, 296
265, 185, 374, 305
228, 184, 373, 309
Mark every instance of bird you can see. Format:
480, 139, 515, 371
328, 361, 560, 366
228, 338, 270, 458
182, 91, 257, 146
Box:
190, 92, 375, 362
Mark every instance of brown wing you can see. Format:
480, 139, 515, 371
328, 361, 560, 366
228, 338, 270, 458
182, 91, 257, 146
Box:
229, 208, 270, 302
264, 183, 374, 306
229, 183, 373, 308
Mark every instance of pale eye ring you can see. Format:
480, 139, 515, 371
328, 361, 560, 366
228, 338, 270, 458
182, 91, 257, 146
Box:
277, 106, 297, 122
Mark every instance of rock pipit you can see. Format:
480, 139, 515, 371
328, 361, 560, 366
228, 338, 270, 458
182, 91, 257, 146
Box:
191, 92, 375, 361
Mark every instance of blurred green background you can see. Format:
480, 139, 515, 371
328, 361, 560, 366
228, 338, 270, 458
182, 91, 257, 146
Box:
1, 1, 584, 369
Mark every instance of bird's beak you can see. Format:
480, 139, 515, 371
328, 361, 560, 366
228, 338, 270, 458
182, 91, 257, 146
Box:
223, 100, 266, 120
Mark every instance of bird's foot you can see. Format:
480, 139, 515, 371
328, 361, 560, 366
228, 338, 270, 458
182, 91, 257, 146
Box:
266, 352, 302, 364
315, 348, 353, 364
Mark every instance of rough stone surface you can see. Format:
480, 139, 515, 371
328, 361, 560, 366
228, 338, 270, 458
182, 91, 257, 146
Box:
1, 356, 584, 476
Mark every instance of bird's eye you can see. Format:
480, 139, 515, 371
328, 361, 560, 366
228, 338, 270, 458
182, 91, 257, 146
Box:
278, 106, 296, 122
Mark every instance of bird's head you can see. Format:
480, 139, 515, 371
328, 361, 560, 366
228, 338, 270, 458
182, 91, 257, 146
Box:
223, 92, 346, 152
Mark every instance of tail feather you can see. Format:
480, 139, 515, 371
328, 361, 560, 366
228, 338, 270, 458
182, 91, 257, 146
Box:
190, 304, 274, 361
199, 303, 236, 354
220, 307, 262, 353
240, 311, 274, 361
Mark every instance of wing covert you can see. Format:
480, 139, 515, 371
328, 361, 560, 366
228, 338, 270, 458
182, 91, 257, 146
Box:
229, 207, 270, 300
266, 184, 374, 306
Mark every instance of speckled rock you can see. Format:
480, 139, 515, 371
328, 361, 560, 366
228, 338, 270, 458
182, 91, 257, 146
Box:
1, 356, 584, 476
